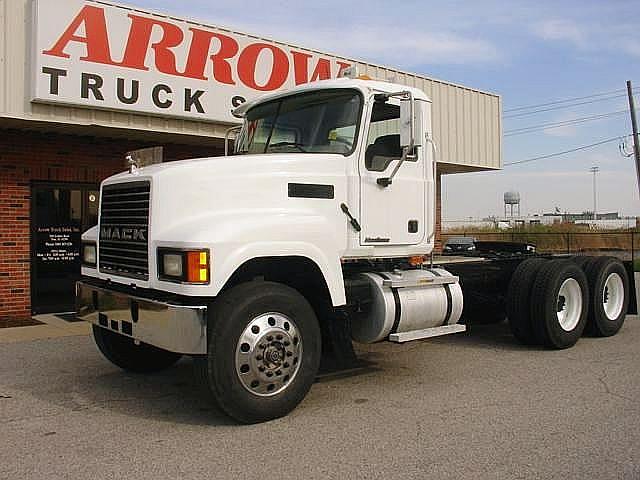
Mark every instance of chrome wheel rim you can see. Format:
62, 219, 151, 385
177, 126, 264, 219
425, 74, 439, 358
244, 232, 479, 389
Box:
603, 273, 624, 320
235, 312, 302, 397
557, 278, 582, 332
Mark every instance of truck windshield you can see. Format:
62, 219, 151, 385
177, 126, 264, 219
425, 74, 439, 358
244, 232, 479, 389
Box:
236, 89, 362, 156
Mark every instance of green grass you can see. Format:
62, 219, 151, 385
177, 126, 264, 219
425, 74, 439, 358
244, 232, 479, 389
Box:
635, 258, 640, 272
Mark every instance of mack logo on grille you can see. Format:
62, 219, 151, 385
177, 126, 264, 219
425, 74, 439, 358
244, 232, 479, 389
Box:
99, 180, 150, 280
100, 226, 147, 242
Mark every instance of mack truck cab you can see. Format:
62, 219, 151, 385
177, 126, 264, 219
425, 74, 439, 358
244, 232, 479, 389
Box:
77, 77, 633, 423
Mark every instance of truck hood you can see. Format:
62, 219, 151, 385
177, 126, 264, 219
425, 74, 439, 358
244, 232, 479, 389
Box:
102, 153, 348, 240
106, 153, 345, 184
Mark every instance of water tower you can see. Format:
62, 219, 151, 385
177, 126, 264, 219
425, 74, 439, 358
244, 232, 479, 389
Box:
504, 191, 521, 218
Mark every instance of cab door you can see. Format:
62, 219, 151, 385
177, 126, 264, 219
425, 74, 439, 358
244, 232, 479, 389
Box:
359, 99, 426, 246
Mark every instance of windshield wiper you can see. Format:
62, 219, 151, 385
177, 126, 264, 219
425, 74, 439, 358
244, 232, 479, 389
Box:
268, 142, 308, 153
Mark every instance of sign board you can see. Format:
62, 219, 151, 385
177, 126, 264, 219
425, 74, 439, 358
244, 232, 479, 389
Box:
32, 0, 352, 123
34, 226, 81, 266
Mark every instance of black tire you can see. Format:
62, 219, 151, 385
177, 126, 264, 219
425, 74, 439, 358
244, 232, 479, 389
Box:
92, 325, 182, 373
530, 260, 589, 349
571, 255, 595, 270
195, 281, 321, 424
583, 257, 629, 337
506, 258, 547, 345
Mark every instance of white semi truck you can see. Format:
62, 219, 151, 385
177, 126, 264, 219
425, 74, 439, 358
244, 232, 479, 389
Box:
77, 76, 635, 423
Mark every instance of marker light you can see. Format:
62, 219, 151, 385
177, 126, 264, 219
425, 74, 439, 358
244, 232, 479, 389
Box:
82, 242, 97, 267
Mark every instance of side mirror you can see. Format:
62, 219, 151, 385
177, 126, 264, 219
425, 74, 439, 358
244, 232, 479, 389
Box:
376, 92, 424, 188
400, 95, 423, 149
225, 125, 243, 156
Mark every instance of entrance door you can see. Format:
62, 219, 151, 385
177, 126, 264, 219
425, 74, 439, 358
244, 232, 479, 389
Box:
359, 100, 426, 246
31, 183, 99, 314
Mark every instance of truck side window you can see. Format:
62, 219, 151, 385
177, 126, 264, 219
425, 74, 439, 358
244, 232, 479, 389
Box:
365, 102, 415, 172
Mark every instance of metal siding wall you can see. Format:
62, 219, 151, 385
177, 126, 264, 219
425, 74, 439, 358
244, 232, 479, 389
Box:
2, 0, 501, 170
0, 0, 5, 114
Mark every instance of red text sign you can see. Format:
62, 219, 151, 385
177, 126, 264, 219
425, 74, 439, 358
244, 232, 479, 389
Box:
33, 0, 351, 122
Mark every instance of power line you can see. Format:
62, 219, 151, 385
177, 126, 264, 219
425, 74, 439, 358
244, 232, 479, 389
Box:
503, 94, 630, 119
504, 135, 630, 167
504, 88, 627, 113
505, 110, 627, 135
504, 109, 628, 136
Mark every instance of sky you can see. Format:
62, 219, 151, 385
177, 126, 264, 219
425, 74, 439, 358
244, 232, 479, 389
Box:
130, 0, 640, 219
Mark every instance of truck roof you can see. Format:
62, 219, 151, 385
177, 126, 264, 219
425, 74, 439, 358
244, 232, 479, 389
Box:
233, 77, 431, 117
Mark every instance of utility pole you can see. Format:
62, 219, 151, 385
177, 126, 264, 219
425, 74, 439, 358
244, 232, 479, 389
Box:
590, 166, 599, 220
626, 81, 640, 200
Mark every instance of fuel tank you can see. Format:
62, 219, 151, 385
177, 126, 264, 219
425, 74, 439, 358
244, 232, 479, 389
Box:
350, 268, 464, 343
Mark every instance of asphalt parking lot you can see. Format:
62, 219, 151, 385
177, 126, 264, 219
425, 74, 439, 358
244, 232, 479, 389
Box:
1, 317, 639, 480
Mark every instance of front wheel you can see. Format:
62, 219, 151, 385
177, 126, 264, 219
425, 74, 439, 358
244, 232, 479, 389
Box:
92, 325, 182, 373
196, 281, 321, 424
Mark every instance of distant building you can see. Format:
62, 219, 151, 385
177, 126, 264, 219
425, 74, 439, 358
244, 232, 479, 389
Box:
443, 211, 636, 231
543, 212, 620, 222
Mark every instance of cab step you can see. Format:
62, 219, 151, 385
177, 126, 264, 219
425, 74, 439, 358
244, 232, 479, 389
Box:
388, 324, 466, 343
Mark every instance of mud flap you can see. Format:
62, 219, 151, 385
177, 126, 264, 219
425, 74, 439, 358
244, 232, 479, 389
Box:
319, 310, 362, 373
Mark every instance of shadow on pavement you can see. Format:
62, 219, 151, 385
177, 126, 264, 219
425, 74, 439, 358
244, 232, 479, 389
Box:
22, 353, 384, 427
11, 319, 556, 427
29, 357, 239, 427
436, 320, 539, 352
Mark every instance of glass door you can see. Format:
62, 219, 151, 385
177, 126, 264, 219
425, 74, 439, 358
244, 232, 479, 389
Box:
31, 183, 99, 314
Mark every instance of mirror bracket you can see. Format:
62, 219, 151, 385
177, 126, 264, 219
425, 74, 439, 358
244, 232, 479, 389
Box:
377, 146, 411, 187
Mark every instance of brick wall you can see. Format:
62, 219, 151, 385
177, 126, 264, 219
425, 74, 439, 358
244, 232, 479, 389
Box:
0, 128, 221, 327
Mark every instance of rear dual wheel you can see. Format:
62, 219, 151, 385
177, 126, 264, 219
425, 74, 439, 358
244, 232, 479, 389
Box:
583, 257, 629, 337
507, 256, 630, 348
507, 259, 588, 349
507, 258, 548, 345
530, 261, 589, 349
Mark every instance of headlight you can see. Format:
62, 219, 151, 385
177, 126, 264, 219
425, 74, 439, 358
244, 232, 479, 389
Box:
163, 253, 183, 277
82, 242, 97, 267
158, 249, 210, 284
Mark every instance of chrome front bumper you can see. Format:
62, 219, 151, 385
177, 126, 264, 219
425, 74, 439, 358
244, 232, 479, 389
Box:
76, 281, 207, 354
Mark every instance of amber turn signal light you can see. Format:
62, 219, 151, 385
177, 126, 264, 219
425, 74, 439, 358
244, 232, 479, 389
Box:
186, 250, 209, 283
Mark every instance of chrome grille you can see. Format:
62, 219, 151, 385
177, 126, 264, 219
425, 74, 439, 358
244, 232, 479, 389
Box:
99, 181, 150, 280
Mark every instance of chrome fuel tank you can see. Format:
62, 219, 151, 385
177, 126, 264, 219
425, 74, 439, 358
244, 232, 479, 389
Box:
350, 269, 463, 343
